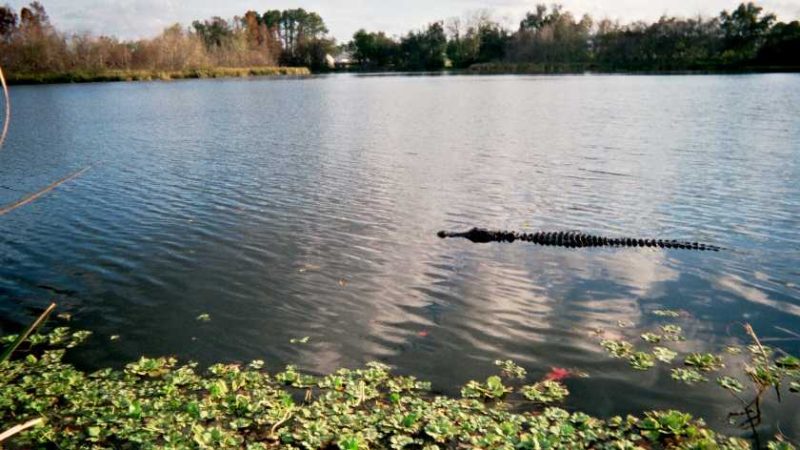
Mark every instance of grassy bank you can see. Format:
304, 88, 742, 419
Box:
6, 67, 311, 85
0, 319, 798, 449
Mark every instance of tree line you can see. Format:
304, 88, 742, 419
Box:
0, 1, 798, 76
0, 2, 334, 75
348, 2, 799, 71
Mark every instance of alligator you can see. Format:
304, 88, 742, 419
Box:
437, 228, 721, 251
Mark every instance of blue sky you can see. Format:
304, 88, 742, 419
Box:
6, 0, 800, 42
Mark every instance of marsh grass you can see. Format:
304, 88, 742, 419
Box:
6, 67, 311, 85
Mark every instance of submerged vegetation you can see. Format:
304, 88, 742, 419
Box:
0, 308, 798, 448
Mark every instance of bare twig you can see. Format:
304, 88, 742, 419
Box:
744, 324, 769, 361
0, 417, 45, 442
268, 409, 295, 438
0, 166, 91, 216
744, 323, 782, 402
0, 65, 9, 149
0, 302, 56, 363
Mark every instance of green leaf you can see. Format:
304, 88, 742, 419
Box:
601, 339, 634, 358
248, 359, 265, 370
196, 313, 211, 322
653, 347, 678, 363
641, 333, 662, 344
776, 355, 800, 369
629, 352, 655, 371
717, 376, 744, 393
486, 375, 508, 397
494, 359, 527, 379
520, 381, 569, 403
684, 353, 724, 372
660, 325, 685, 341
671, 368, 708, 385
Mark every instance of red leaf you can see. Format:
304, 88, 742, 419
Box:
544, 367, 571, 381
417, 331, 429, 337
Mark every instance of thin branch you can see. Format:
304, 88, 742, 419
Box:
0, 303, 57, 363
0, 65, 9, 149
744, 324, 769, 361
0, 166, 91, 217
0, 417, 45, 443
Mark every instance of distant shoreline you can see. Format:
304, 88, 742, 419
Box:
334, 63, 800, 76
462, 62, 800, 75
8, 64, 800, 85
6, 67, 311, 85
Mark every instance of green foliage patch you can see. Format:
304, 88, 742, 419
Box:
0, 328, 787, 449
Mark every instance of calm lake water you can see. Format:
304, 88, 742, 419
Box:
1, 73, 799, 438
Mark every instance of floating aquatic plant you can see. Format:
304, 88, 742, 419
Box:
660, 325, 685, 341
671, 368, 708, 385
717, 376, 745, 394
629, 352, 656, 371
601, 339, 634, 358
494, 359, 526, 379
520, 380, 569, 403
641, 333, 662, 344
685, 353, 724, 372
653, 347, 678, 363
725, 346, 743, 355
638, 410, 695, 442
1, 320, 797, 449
461, 375, 510, 400
776, 356, 800, 370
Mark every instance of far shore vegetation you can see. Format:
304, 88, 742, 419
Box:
1, 1, 799, 85
6, 67, 310, 85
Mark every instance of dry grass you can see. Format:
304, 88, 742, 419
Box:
6, 66, 311, 85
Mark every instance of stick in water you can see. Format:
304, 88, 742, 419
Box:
0, 166, 91, 217
0, 418, 45, 443
0, 66, 9, 149
0, 302, 57, 363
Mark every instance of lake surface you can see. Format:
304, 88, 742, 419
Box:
1, 73, 799, 439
